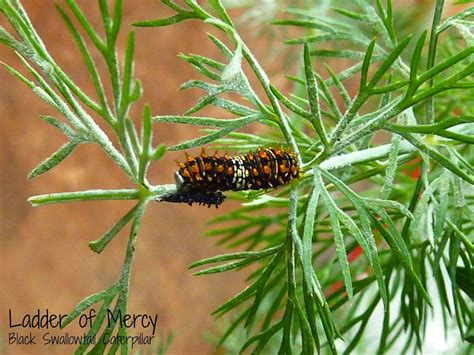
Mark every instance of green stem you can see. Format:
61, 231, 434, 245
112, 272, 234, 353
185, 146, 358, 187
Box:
28, 189, 140, 206
316, 140, 416, 172
28, 184, 178, 207
116, 123, 139, 178
330, 92, 369, 146
426, 0, 445, 124
116, 200, 147, 295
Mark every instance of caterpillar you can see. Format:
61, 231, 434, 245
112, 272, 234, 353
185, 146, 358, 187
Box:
163, 147, 300, 208
176, 147, 300, 191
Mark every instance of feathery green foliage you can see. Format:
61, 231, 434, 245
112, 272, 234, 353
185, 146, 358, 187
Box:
135, 0, 473, 353
1, 0, 473, 353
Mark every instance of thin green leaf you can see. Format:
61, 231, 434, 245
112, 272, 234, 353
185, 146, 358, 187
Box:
270, 85, 311, 119
320, 168, 388, 308
315, 72, 343, 121
333, 7, 367, 21
120, 31, 136, 115
425, 0, 445, 123
61, 285, 118, 328
434, 174, 450, 240
207, 33, 233, 59
271, 18, 336, 34
57, 5, 110, 118
315, 169, 353, 301
381, 133, 401, 199
125, 117, 140, 155
312, 49, 379, 61
0, 24, 24, 51
302, 174, 320, 291
189, 246, 281, 269
325, 63, 352, 109
360, 39, 376, 89
368, 35, 412, 89
1, 60, 35, 88
371, 214, 433, 306
244, 249, 285, 328
132, 10, 201, 27
304, 42, 328, 146
212, 250, 284, 317
151, 144, 167, 160
284, 33, 351, 45
240, 320, 283, 353
456, 267, 474, 299
389, 129, 474, 184
138, 104, 153, 182
154, 115, 255, 127
40, 115, 75, 138
194, 258, 257, 275
167, 114, 259, 151
65, 0, 105, 52
28, 138, 81, 179
88, 205, 139, 253
73, 292, 115, 354
208, 0, 233, 26
407, 31, 428, 95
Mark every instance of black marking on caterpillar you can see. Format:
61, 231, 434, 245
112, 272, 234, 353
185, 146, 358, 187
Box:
161, 189, 225, 208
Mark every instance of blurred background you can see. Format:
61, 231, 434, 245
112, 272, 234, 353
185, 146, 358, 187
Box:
0, 0, 463, 354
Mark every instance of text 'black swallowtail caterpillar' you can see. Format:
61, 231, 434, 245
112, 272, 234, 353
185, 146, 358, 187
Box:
162, 147, 300, 208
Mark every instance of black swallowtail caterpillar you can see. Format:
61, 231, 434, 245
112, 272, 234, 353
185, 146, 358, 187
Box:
163, 147, 300, 208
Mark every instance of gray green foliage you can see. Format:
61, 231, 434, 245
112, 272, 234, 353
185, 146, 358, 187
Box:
0, 0, 171, 353
1, 0, 473, 354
